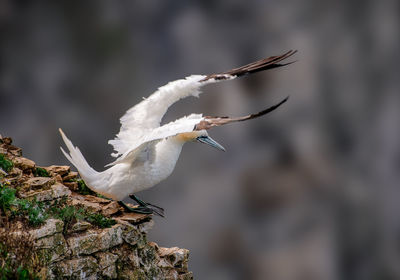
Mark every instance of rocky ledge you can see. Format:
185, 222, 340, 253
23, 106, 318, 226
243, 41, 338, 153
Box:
0, 136, 192, 280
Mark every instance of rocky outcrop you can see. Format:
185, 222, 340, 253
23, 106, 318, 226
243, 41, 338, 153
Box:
0, 136, 193, 279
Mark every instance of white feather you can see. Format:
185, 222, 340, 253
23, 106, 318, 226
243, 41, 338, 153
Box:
59, 128, 99, 183
108, 74, 233, 158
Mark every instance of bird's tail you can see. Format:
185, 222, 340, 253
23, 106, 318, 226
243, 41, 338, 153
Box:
59, 129, 99, 182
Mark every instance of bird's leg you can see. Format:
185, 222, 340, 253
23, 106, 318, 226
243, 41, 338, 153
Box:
118, 201, 154, 215
129, 195, 165, 217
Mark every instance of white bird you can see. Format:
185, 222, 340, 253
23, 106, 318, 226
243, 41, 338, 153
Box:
60, 50, 296, 216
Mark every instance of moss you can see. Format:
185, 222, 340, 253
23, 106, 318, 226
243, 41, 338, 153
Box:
146, 265, 161, 279
36, 233, 68, 264
0, 154, 13, 173
33, 167, 50, 178
119, 268, 147, 280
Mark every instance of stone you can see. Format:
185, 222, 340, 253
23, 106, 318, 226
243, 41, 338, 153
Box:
118, 268, 147, 280
23, 183, 71, 201
85, 195, 111, 204
161, 269, 179, 279
178, 271, 194, 280
95, 252, 119, 279
101, 201, 121, 216
158, 247, 189, 270
69, 221, 92, 233
1, 137, 12, 145
24, 177, 55, 190
138, 219, 155, 234
67, 231, 98, 256
44, 165, 70, 176
53, 256, 98, 279
6, 167, 22, 182
139, 243, 160, 268
70, 197, 102, 212
35, 233, 70, 263
7, 145, 22, 156
51, 183, 71, 198
12, 157, 35, 170
62, 171, 78, 181
68, 224, 123, 256
119, 221, 146, 248
63, 181, 78, 191
116, 211, 151, 224
29, 219, 64, 239
127, 250, 141, 267
54, 174, 63, 183
97, 224, 124, 250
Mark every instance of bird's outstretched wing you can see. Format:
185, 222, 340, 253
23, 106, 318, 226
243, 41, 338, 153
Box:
109, 50, 296, 158
107, 97, 288, 166
194, 96, 289, 130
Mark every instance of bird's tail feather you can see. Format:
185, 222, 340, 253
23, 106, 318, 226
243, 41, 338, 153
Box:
59, 129, 99, 181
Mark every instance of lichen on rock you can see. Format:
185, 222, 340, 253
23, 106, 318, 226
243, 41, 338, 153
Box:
0, 136, 193, 279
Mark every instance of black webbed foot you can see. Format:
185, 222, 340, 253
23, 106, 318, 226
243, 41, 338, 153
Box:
118, 200, 164, 217
129, 195, 165, 217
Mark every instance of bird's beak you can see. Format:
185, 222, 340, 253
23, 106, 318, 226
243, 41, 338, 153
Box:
196, 135, 226, 152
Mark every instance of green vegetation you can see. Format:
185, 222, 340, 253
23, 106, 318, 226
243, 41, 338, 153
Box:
50, 205, 85, 234
66, 178, 110, 199
17, 199, 48, 227
0, 154, 13, 173
77, 179, 96, 195
0, 182, 115, 231
0, 183, 48, 227
33, 167, 50, 177
85, 212, 116, 228
50, 204, 116, 232
0, 184, 16, 214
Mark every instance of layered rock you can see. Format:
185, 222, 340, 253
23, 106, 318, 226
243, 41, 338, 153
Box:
0, 136, 193, 279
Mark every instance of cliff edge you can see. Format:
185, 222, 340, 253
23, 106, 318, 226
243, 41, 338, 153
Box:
0, 135, 192, 279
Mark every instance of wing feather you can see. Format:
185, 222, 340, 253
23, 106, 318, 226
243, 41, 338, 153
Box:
107, 114, 204, 164
195, 97, 289, 130
109, 51, 296, 158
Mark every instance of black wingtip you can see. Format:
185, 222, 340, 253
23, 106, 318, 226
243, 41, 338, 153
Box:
249, 96, 289, 118
201, 50, 298, 82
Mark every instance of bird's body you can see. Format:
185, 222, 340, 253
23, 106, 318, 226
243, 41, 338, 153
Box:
60, 51, 296, 215
61, 133, 186, 201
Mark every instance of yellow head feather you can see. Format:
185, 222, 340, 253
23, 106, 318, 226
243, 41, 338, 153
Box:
175, 131, 204, 142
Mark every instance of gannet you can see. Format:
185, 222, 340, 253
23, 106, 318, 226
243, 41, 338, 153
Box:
60, 50, 296, 217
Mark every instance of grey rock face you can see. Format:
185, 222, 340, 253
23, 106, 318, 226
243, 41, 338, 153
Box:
0, 136, 193, 279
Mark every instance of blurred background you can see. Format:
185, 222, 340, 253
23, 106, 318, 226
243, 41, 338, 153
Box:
1, 0, 399, 279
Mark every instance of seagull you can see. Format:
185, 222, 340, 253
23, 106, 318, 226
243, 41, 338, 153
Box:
60, 50, 296, 217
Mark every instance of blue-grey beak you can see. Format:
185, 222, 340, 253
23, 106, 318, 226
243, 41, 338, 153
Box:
196, 135, 226, 152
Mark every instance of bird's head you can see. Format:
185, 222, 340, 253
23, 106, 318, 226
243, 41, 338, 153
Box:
176, 130, 226, 152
